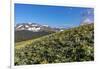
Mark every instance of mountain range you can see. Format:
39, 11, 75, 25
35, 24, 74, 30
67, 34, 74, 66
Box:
15, 22, 93, 42
15, 23, 64, 42
15, 23, 63, 32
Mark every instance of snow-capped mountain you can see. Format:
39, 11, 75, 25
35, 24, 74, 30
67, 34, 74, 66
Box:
15, 23, 62, 42
15, 23, 41, 32
15, 23, 61, 32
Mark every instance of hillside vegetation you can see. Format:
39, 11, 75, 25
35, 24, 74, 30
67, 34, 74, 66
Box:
15, 30, 54, 42
15, 24, 94, 65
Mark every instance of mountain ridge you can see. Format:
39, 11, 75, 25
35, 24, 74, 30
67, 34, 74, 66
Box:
15, 23, 62, 32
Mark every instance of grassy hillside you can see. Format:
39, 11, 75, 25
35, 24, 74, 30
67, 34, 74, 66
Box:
15, 39, 34, 49
15, 24, 94, 65
15, 30, 54, 42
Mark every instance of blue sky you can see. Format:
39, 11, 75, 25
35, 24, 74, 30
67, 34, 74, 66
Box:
15, 3, 94, 28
